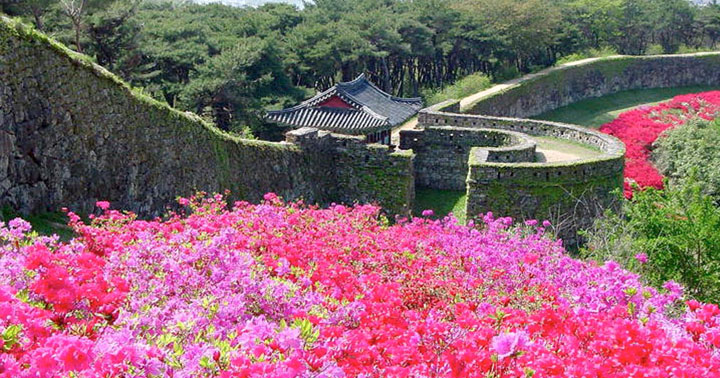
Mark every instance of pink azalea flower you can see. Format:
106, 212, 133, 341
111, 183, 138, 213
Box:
635, 253, 648, 264
491, 331, 529, 360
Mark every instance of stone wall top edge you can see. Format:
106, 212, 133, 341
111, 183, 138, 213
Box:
0, 15, 298, 154
460, 52, 720, 109
423, 111, 625, 157
468, 152, 622, 169
425, 126, 538, 151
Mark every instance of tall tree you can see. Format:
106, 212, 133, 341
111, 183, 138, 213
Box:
180, 36, 303, 136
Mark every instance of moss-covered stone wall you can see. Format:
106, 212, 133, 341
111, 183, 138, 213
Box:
409, 101, 625, 247
0, 16, 414, 216
399, 125, 536, 190
464, 53, 720, 118
287, 128, 414, 215
466, 151, 623, 248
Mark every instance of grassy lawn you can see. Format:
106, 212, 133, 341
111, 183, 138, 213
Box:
534, 85, 720, 128
534, 136, 602, 162
0, 207, 75, 240
413, 188, 467, 224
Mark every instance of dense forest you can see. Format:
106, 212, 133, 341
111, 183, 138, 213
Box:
4, 0, 720, 136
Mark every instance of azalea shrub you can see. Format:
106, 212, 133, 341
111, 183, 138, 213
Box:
583, 182, 720, 303
599, 91, 720, 197
2, 194, 720, 377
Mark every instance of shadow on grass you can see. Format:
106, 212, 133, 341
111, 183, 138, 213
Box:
0, 207, 75, 240
413, 188, 467, 224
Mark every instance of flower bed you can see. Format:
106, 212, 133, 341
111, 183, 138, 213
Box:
599, 91, 720, 197
1, 195, 720, 377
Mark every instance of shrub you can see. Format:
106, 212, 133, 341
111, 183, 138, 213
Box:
492, 65, 521, 83
583, 183, 720, 303
2, 195, 720, 376
555, 46, 618, 65
654, 117, 720, 203
599, 91, 720, 197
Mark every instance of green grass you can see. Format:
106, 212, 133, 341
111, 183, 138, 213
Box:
534, 136, 603, 162
423, 73, 492, 106
0, 207, 75, 240
413, 188, 467, 223
534, 85, 720, 128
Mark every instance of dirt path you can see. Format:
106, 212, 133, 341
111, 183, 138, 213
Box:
458, 56, 620, 111
391, 117, 418, 146
533, 136, 602, 163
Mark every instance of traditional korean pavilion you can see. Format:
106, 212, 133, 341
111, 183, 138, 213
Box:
266, 74, 423, 145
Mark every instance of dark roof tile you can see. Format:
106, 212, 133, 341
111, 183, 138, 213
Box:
266, 74, 422, 134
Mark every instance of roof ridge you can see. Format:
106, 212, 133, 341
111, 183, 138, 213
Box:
304, 84, 367, 109
336, 73, 368, 88
344, 74, 423, 103
389, 95, 423, 103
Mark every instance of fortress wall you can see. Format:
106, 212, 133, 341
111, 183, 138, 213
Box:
463, 53, 720, 118
412, 101, 625, 247
420, 100, 624, 154
287, 128, 415, 215
466, 154, 623, 248
399, 126, 535, 191
0, 17, 414, 216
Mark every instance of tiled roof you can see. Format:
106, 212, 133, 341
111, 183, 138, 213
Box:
265, 106, 389, 134
266, 74, 423, 135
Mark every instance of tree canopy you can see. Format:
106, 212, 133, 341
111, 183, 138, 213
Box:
4, 0, 720, 136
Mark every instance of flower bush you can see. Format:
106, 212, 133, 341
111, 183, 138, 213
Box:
2, 194, 720, 377
599, 91, 720, 197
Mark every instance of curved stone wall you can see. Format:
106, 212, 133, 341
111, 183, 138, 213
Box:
400, 125, 536, 190
405, 100, 626, 247
0, 17, 415, 216
482, 135, 536, 163
463, 53, 720, 118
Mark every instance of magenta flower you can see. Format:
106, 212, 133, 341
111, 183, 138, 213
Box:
635, 253, 648, 264
0, 193, 718, 376
8, 218, 31, 233
491, 331, 529, 360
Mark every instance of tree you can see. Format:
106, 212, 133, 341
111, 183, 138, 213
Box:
453, 0, 562, 72
85, 0, 141, 69
180, 37, 303, 136
1, 0, 55, 30
611, 0, 653, 54
59, 0, 87, 52
649, 0, 696, 53
561, 0, 623, 50
697, 2, 720, 47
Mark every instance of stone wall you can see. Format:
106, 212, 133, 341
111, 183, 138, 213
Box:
287, 128, 414, 215
464, 53, 720, 118
466, 150, 623, 248
400, 125, 535, 190
424, 100, 626, 151
0, 17, 414, 216
407, 100, 625, 248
